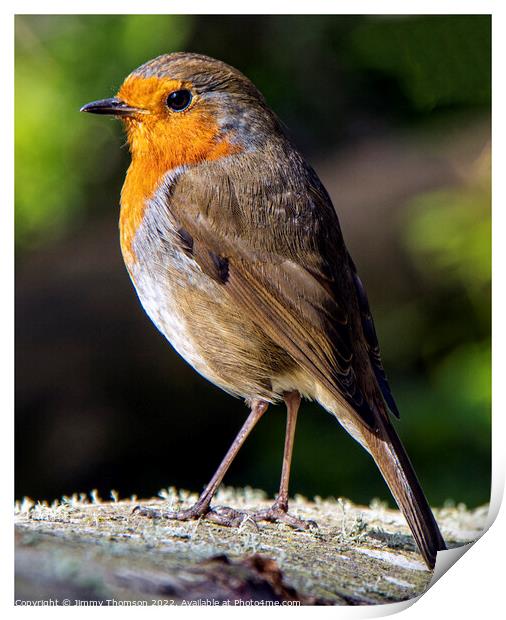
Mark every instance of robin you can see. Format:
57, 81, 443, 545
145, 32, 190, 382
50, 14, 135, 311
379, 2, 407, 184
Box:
81, 52, 446, 569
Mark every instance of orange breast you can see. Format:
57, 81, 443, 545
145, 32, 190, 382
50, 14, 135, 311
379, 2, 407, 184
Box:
118, 77, 241, 265
119, 155, 166, 267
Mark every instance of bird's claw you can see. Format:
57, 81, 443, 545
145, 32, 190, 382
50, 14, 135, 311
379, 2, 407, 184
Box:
132, 502, 318, 530
132, 504, 209, 521
250, 506, 318, 530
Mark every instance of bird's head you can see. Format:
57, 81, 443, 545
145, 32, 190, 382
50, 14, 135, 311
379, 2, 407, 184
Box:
81, 52, 278, 169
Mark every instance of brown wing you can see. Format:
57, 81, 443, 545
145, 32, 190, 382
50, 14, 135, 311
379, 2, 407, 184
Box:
164, 155, 392, 430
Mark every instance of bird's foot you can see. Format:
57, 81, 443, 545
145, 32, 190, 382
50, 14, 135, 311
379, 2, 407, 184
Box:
132, 502, 247, 526
249, 501, 318, 531
133, 500, 317, 531
132, 502, 210, 521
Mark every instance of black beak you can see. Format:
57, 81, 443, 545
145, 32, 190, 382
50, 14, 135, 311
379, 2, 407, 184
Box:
79, 97, 146, 116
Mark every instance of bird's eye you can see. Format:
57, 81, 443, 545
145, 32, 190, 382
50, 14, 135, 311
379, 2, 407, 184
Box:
166, 90, 192, 112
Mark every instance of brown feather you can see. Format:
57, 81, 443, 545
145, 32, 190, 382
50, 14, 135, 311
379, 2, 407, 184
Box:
167, 152, 382, 429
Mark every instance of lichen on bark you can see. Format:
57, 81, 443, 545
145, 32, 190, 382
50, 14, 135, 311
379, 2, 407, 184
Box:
15, 487, 487, 606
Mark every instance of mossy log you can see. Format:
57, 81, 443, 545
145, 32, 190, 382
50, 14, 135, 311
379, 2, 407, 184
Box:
15, 487, 487, 606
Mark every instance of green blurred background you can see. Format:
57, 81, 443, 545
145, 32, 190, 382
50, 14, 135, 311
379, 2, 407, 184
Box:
15, 15, 491, 509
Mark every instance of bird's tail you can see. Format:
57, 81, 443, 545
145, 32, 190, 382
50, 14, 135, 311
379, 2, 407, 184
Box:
365, 419, 447, 569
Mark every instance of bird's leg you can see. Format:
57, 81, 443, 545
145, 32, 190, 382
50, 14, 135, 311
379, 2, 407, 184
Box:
275, 390, 300, 511
250, 391, 317, 530
134, 399, 269, 523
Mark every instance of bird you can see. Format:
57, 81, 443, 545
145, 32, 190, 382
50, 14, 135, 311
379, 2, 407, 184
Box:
81, 52, 446, 569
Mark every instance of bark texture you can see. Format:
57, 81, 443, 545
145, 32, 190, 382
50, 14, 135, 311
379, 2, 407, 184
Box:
15, 488, 487, 606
